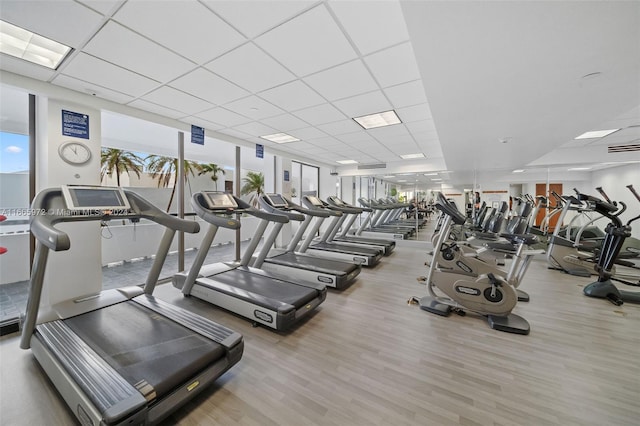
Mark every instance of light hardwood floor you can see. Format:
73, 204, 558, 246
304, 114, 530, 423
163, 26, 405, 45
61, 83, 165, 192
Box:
1, 224, 639, 425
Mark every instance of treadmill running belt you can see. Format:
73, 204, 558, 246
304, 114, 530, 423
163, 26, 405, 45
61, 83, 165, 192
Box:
65, 301, 225, 400
269, 252, 356, 275
210, 268, 319, 309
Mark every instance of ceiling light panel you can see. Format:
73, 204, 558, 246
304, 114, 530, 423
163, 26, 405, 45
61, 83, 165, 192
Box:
568, 167, 591, 171
1, 1, 102, 48
364, 42, 421, 88
83, 21, 194, 82
353, 110, 402, 130
575, 129, 620, 139
336, 159, 358, 164
254, 6, 356, 76
170, 68, 249, 105
303, 59, 378, 101
0, 20, 72, 69
206, 43, 295, 93
60, 52, 158, 97
113, 1, 245, 64
512, 169, 525, 173
260, 132, 300, 143
328, 0, 410, 56
400, 153, 424, 159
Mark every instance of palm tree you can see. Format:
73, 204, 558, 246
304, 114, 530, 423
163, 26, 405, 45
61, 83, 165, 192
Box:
146, 155, 202, 212
241, 171, 265, 207
100, 148, 144, 186
198, 163, 226, 190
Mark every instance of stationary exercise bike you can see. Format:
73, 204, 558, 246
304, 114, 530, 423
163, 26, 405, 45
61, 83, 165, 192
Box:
416, 193, 537, 335
583, 185, 640, 305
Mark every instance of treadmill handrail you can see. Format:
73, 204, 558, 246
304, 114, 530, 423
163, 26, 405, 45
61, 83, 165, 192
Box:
191, 193, 240, 230
284, 197, 333, 218
30, 188, 200, 251
302, 196, 342, 217
325, 196, 365, 214
258, 195, 305, 222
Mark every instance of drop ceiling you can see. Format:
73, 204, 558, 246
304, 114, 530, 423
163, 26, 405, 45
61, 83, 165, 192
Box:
0, 0, 638, 187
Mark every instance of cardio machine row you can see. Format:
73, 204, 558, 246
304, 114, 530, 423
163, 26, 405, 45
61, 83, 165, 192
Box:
21, 185, 401, 426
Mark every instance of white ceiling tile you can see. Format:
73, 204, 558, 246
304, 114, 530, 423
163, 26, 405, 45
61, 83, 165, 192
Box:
127, 99, 185, 119
114, 1, 245, 64
180, 116, 225, 131
61, 53, 159, 97
328, 0, 410, 55
304, 60, 378, 101
0, 0, 103, 48
204, 0, 316, 39
368, 123, 411, 139
333, 91, 392, 118
0, 54, 55, 81
254, 5, 357, 76
170, 68, 249, 106
396, 103, 431, 123
289, 127, 328, 140
336, 131, 376, 144
206, 43, 295, 93
384, 80, 428, 109
261, 114, 309, 131
259, 80, 325, 111
194, 107, 252, 127
76, 0, 122, 16
233, 122, 278, 137
316, 119, 362, 136
223, 95, 284, 119
292, 103, 346, 125
405, 120, 437, 134
83, 21, 195, 82
411, 131, 440, 145
364, 42, 421, 88
307, 136, 346, 148
218, 128, 252, 141
52, 74, 134, 104
142, 86, 214, 115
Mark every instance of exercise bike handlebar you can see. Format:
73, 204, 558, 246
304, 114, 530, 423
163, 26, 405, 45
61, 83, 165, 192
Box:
627, 184, 640, 202
595, 186, 612, 204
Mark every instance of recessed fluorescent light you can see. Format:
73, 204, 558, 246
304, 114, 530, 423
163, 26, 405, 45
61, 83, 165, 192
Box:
568, 167, 591, 171
336, 159, 358, 164
260, 132, 300, 143
352, 110, 402, 130
399, 153, 425, 159
431, 178, 442, 181
575, 129, 620, 139
423, 173, 438, 176
397, 180, 407, 182
0, 20, 73, 69
512, 169, 525, 173
383, 175, 395, 178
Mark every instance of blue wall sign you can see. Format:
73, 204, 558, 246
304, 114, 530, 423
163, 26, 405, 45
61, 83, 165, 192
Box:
62, 110, 89, 139
284, 170, 290, 182
191, 125, 205, 145
256, 143, 264, 158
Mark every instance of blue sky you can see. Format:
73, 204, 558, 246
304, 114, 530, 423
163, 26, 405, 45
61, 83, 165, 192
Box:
0, 132, 29, 173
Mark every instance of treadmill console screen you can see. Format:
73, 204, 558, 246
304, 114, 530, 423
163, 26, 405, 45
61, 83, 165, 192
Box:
62, 185, 131, 211
332, 197, 347, 206
265, 194, 288, 208
203, 192, 237, 210
306, 196, 323, 207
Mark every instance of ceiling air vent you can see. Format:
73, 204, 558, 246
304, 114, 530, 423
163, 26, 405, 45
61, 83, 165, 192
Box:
357, 163, 386, 170
608, 143, 640, 153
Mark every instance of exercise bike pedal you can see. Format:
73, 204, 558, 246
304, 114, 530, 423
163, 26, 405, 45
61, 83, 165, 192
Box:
451, 307, 466, 316
416, 276, 427, 282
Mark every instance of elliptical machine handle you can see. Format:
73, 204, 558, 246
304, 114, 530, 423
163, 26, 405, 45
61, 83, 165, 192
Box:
595, 187, 612, 203
627, 184, 640, 202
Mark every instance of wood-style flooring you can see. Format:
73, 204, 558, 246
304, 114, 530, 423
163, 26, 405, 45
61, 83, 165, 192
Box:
1, 223, 639, 425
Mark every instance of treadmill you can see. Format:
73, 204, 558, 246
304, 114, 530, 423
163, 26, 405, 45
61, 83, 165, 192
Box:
173, 192, 327, 330
254, 193, 361, 289
21, 185, 243, 426
356, 198, 413, 239
300, 195, 383, 267
324, 196, 395, 255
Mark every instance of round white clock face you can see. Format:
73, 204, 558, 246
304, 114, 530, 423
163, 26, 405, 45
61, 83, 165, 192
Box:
58, 141, 91, 165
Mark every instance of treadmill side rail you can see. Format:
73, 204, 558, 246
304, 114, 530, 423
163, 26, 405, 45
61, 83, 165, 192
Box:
35, 321, 147, 425
133, 295, 243, 352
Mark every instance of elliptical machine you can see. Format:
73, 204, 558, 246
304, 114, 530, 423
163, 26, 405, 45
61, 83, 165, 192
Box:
583, 185, 640, 305
416, 193, 537, 335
